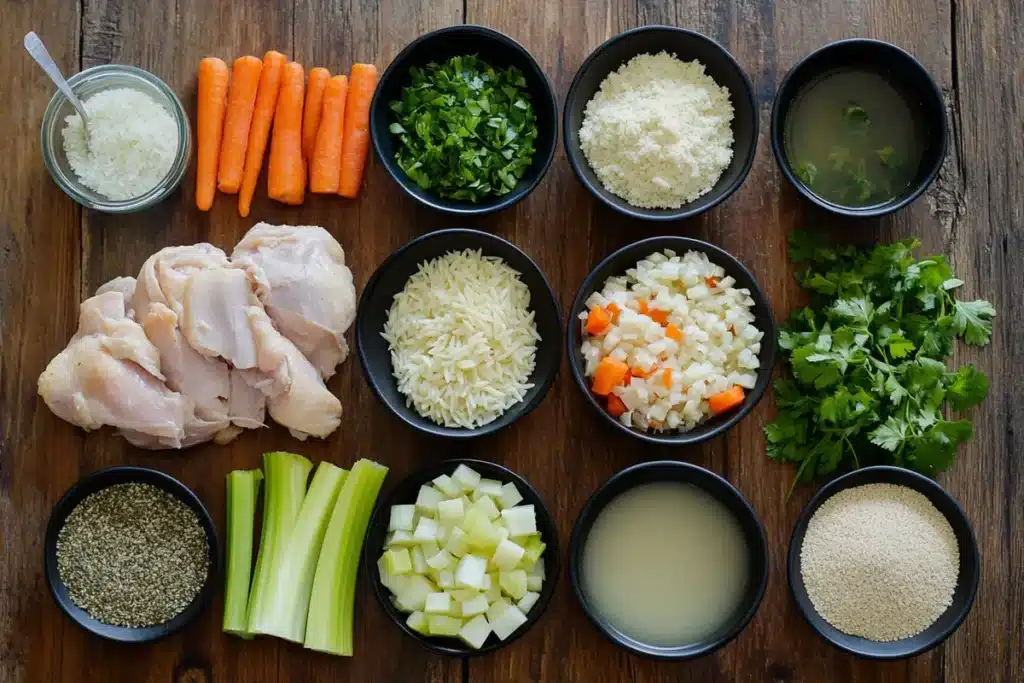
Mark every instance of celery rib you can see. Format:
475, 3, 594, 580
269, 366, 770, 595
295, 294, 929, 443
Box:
222, 468, 263, 637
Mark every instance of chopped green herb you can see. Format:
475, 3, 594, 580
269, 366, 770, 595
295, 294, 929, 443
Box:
389, 55, 538, 202
767, 232, 995, 496
876, 145, 896, 167
842, 103, 871, 133
796, 161, 818, 186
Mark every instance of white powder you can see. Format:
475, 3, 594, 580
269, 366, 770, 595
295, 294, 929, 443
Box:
579, 52, 734, 209
62, 88, 179, 201
800, 483, 960, 642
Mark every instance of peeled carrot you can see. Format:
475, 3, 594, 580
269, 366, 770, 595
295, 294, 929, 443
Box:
217, 56, 263, 194
663, 368, 673, 389
637, 299, 649, 315
195, 57, 229, 211
631, 364, 658, 379
338, 63, 378, 198
606, 302, 621, 322
705, 275, 720, 288
708, 386, 745, 415
665, 323, 684, 341
238, 50, 286, 218
268, 62, 306, 205
592, 357, 629, 396
649, 308, 669, 325
585, 306, 612, 335
310, 75, 349, 193
302, 67, 331, 161
607, 394, 627, 418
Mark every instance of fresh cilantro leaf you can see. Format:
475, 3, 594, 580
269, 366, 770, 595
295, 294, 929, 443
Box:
910, 420, 973, 474
869, 417, 909, 451
953, 299, 996, 345
887, 334, 915, 359
831, 298, 874, 326
946, 365, 989, 411
883, 374, 909, 404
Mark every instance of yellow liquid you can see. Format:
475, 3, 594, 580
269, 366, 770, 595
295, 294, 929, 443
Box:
582, 482, 750, 647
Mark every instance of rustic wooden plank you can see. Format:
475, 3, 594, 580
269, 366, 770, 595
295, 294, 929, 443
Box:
0, 2, 84, 682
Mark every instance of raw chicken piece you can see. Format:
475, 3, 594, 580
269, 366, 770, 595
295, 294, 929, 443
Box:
95, 276, 138, 319
228, 369, 266, 430
38, 291, 187, 444
232, 223, 356, 378
180, 267, 261, 369
134, 243, 231, 317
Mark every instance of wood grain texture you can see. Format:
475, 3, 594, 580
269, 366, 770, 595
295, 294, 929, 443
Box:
0, 0, 1021, 681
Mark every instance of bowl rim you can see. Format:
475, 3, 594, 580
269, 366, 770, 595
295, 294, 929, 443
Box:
40, 63, 192, 213
769, 38, 949, 218
369, 24, 559, 216
355, 227, 562, 439
363, 457, 560, 657
786, 465, 981, 659
562, 24, 759, 222
566, 235, 776, 445
568, 459, 770, 660
43, 465, 220, 643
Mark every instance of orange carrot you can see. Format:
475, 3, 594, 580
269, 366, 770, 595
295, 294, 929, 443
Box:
631, 364, 659, 379
705, 275, 720, 288
338, 63, 378, 198
302, 67, 331, 161
196, 57, 229, 211
606, 302, 621, 322
238, 50, 286, 218
665, 323, 684, 341
310, 76, 349, 193
708, 386, 745, 415
268, 61, 306, 205
592, 357, 629, 396
662, 368, 673, 389
637, 299, 649, 315
585, 306, 612, 335
649, 308, 669, 325
607, 394, 627, 417
217, 56, 263, 194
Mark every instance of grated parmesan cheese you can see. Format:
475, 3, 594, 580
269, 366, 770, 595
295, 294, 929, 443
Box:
62, 88, 179, 201
579, 52, 735, 209
382, 249, 540, 429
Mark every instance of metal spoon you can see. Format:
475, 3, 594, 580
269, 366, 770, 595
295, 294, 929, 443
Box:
24, 31, 91, 151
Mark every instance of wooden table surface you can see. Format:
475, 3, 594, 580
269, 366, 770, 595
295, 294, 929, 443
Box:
1, 0, 1021, 681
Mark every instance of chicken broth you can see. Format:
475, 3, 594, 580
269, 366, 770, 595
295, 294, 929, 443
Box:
581, 482, 750, 647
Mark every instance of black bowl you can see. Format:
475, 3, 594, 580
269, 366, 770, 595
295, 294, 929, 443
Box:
370, 25, 558, 216
569, 461, 769, 659
566, 236, 776, 445
788, 466, 980, 659
356, 228, 561, 438
770, 39, 948, 217
563, 26, 758, 221
364, 458, 559, 657
44, 466, 220, 643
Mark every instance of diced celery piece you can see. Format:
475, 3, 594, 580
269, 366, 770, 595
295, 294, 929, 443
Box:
432, 474, 461, 498
452, 464, 482, 491
467, 517, 503, 553
491, 605, 527, 640
387, 530, 416, 548
451, 588, 481, 603
385, 548, 412, 575
426, 548, 454, 570
499, 569, 528, 600
389, 504, 416, 532
500, 505, 537, 537
424, 592, 451, 614
428, 615, 463, 637
394, 575, 435, 613
445, 526, 469, 557
407, 611, 429, 635
472, 478, 504, 500
460, 507, 487, 533
437, 569, 455, 589
472, 495, 501, 521
526, 576, 543, 592
461, 594, 490, 618
436, 497, 465, 524
413, 516, 438, 542
484, 576, 502, 602
411, 546, 427, 574
415, 485, 443, 514
454, 554, 488, 590
486, 597, 511, 623
517, 591, 540, 614
499, 482, 523, 509
490, 539, 526, 571
459, 614, 492, 649
223, 468, 263, 638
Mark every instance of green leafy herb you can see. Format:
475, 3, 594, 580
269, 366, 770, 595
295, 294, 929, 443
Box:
767, 231, 995, 496
842, 103, 871, 133
796, 161, 818, 186
388, 55, 538, 202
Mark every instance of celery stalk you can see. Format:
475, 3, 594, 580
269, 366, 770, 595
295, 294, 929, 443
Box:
303, 458, 388, 656
222, 468, 263, 637
248, 461, 348, 642
246, 452, 313, 631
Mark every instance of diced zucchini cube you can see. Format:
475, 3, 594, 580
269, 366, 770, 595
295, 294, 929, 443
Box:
416, 485, 444, 514
413, 516, 439, 543
461, 594, 490, 618
447, 600, 463, 618
436, 524, 450, 543
451, 588, 481, 602
385, 548, 412, 575
411, 546, 428, 574
436, 497, 465, 524
452, 464, 482, 491
389, 504, 417, 532
454, 554, 488, 590
486, 597, 510, 623
499, 569, 528, 600
467, 517, 503, 553
480, 572, 492, 591
522, 536, 546, 565
472, 495, 501, 521
432, 474, 461, 498
445, 526, 469, 557
386, 530, 416, 548
421, 541, 440, 558
517, 591, 540, 613
395, 575, 435, 612
491, 539, 526, 571
377, 554, 395, 591
528, 561, 546, 580
484, 574, 502, 602
473, 478, 504, 500
491, 605, 527, 641
499, 482, 524, 509
437, 569, 455, 589
500, 506, 537, 537
407, 611, 429, 634
526, 575, 543, 592
460, 507, 487, 533
426, 548, 454, 570
427, 615, 463, 637
458, 614, 492, 649
424, 591, 452, 614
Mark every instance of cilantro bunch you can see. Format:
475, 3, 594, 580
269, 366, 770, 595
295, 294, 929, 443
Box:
389, 55, 538, 202
766, 232, 995, 494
